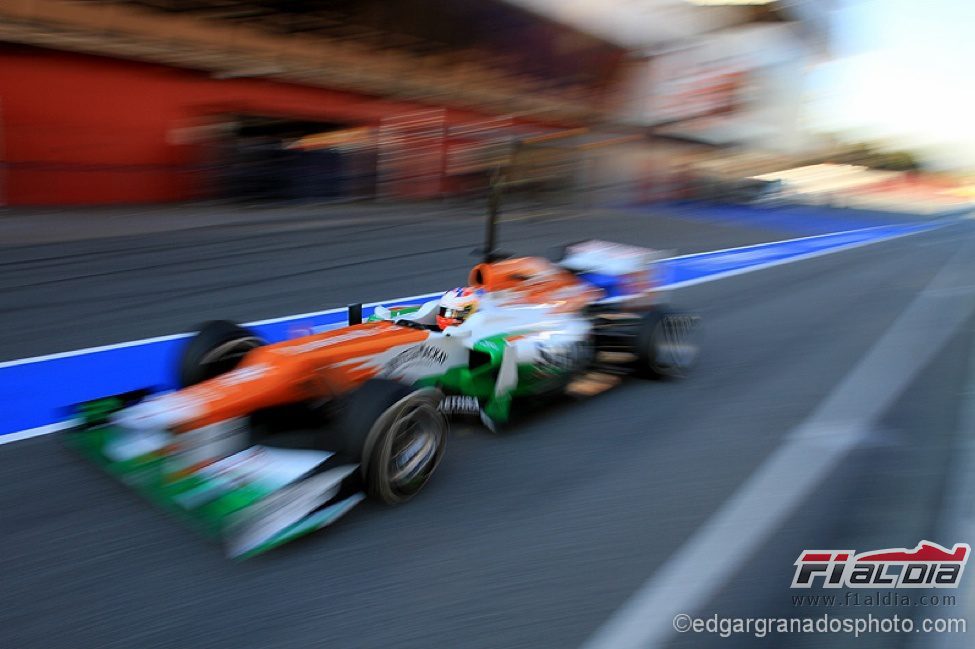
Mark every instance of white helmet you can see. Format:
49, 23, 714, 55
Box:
437, 287, 482, 330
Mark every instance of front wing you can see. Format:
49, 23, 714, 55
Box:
64, 400, 364, 558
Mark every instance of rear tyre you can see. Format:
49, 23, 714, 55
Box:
177, 320, 266, 388
338, 379, 447, 505
634, 309, 699, 379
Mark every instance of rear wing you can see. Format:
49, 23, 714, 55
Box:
558, 240, 672, 303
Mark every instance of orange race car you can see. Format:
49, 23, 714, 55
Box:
68, 215, 699, 557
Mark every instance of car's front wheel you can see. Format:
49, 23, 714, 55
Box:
338, 379, 447, 504
177, 320, 266, 388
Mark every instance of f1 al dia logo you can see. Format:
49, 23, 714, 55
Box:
791, 541, 970, 589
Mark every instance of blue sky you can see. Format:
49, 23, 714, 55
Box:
806, 0, 975, 168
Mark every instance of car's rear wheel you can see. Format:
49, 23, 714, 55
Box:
634, 309, 700, 379
338, 379, 447, 504
177, 320, 266, 388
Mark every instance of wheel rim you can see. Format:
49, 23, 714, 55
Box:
385, 402, 444, 492
652, 315, 698, 372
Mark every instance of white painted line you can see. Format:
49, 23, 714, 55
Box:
0, 224, 946, 445
665, 223, 897, 261
0, 420, 78, 444
666, 224, 940, 290
580, 238, 975, 649
0, 291, 443, 370
925, 292, 975, 649
0, 227, 936, 370
246, 291, 443, 326
0, 332, 192, 370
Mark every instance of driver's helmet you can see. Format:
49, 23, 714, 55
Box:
437, 287, 482, 330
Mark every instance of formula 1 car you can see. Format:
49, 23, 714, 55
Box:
67, 216, 699, 557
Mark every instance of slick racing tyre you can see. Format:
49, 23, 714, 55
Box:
177, 320, 266, 388
339, 379, 447, 505
634, 309, 700, 379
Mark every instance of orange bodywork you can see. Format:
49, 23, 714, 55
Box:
469, 257, 602, 312
166, 256, 610, 432
173, 321, 429, 431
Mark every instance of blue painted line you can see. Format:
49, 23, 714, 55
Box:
628, 201, 960, 236
661, 222, 934, 286
0, 222, 940, 439
0, 306, 384, 438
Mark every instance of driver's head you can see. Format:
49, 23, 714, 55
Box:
437, 287, 481, 330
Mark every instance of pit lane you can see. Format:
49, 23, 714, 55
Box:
0, 202, 971, 649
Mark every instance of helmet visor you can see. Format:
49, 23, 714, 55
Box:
437, 305, 473, 329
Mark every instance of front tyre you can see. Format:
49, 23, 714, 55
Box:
338, 379, 447, 505
177, 320, 266, 388
634, 310, 700, 379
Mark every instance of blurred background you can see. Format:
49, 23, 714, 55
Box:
1, 2, 975, 649
0, 0, 972, 211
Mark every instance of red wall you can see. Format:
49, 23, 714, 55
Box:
0, 47, 511, 205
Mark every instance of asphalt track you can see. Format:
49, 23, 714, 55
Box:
0, 202, 973, 649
